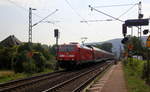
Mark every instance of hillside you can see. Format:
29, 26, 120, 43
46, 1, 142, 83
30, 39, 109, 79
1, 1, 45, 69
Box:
86, 36, 148, 58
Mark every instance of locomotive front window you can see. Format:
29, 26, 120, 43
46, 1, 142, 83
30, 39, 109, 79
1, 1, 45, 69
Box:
59, 45, 75, 52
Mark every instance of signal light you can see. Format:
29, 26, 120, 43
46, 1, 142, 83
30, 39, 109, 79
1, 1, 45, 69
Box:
122, 24, 127, 37
125, 19, 149, 26
54, 29, 59, 37
139, 14, 144, 19
143, 29, 149, 35
121, 37, 128, 44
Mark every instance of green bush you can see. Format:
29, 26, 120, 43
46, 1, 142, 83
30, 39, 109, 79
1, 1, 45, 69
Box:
124, 58, 144, 76
32, 52, 46, 72
13, 51, 37, 73
142, 61, 150, 84
123, 58, 150, 92
33, 43, 50, 60
0, 46, 17, 69
13, 43, 55, 73
0, 42, 56, 73
22, 60, 37, 73
17, 43, 31, 52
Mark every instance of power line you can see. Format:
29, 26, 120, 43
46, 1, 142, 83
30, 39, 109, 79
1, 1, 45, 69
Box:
89, 0, 95, 4
32, 9, 58, 27
64, 0, 88, 24
117, 3, 137, 18
7, 0, 27, 11
7, 0, 59, 24
94, 3, 138, 8
6, 0, 43, 19
89, 5, 124, 22
83, 3, 137, 23
80, 19, 114, 23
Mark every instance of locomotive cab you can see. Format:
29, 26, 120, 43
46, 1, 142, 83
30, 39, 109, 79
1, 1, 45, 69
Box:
57, 44, 79, 69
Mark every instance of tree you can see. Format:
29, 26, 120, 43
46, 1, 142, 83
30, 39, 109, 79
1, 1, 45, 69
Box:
0, 42, 56, 73
123, 36, 144, 56
32, 52, 46, 72
0, 46, 16, 69
13, 43, 55, 73
17, 43, 32, 53
130, 36, 143, 55
49, 45, 57, 56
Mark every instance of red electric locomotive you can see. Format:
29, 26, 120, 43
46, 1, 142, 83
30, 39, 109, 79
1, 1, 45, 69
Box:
57, 42, 114, 69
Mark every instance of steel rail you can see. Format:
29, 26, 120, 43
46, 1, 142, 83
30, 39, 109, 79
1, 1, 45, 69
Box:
43, 62, 112, 92
0, 70, 64, 92
72, 62, 112, 92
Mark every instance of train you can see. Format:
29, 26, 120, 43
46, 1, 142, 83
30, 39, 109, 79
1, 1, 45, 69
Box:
56, 42, 114, 69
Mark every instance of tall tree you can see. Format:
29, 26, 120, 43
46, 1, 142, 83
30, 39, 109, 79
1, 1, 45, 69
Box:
125, 36, 144, 56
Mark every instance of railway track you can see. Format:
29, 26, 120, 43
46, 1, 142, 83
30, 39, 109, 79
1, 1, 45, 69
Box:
43, 61, 113, 92
0, 61, 113, 92
0, 71, 65, 92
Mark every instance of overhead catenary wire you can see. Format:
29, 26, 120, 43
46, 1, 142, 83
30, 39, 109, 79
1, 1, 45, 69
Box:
89, 0, 95, 5
89, 5, 124, 22
83, 3, 138, 23
7, 0, 27, 11
64, 0, 89, 24
32, 9, 58, 27
117, 3, 137, 18
7, 0, 59, 25
80, 19, 114, 23
7, 0, 43, 19
94, 3, 138, 8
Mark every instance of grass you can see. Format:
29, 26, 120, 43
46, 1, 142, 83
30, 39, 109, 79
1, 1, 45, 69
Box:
0, 68, 54, 83
0, 71, 27, 83
123, 58, 150, 92
0, 70, 14, 77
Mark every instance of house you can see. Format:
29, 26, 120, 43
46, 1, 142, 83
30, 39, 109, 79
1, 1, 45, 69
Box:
0, 35, 22, 47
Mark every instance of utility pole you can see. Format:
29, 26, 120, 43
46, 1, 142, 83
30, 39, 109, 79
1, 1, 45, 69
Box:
28, 8, 58, 43
29, 8, 32, 43
138, 1, 143, 38
28, 8, 36, 43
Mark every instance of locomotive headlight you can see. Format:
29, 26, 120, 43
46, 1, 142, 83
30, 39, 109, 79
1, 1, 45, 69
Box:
59, 59, 62, 60
59, 55, 65, 57
69, 55, 75, 57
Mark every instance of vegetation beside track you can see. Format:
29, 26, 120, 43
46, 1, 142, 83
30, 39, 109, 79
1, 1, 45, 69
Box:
0, 69, 54, 83
0, 43, 57, 83
123, 58, 150, 92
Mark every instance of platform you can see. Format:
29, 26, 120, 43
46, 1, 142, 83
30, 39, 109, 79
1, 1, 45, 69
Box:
87, 62, 127, 92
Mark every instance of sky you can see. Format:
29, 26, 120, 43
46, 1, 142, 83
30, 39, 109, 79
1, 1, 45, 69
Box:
0, 0, 150, 45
